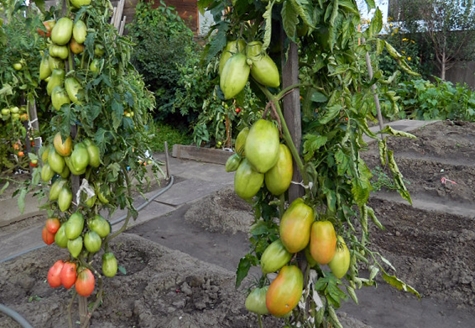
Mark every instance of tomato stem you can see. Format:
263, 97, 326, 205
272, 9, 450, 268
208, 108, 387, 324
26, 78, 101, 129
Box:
107, 164, 133, 239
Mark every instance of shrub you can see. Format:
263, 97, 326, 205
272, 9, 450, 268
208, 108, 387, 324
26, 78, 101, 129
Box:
127, 0, 198, 121
396, 78, 475, 121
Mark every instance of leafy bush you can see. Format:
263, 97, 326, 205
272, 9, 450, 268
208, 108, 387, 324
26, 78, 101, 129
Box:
173, 57, 261, 147
396, 78, 475, 121
128, 0, 198, 121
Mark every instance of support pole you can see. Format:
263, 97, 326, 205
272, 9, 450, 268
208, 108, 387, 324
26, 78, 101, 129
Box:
281, 36, 303, 201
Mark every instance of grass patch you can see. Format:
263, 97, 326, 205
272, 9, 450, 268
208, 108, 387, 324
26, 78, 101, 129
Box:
147, 120, 192, 152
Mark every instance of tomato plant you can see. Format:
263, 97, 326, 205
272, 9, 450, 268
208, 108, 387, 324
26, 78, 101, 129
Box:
199, 0, 420, 326
0, 4, 49, 175
2, 0, 165, 326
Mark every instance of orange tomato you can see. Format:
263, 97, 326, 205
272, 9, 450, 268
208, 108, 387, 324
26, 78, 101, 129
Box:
309, 221, 337, 265
75, 268, 95, 297
266, 265, 303, 317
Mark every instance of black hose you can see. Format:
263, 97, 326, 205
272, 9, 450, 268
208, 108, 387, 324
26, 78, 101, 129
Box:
0, 304, 34, 328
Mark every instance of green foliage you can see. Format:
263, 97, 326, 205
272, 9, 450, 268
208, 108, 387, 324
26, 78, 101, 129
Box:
147, 120, 192, 152
128, 0, 198, 120
173, 45, 261, 147
0, 5, 48, 173
396, 78, 475, 121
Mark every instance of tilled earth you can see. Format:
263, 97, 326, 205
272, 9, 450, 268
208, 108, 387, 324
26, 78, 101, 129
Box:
1, 120, 474, 327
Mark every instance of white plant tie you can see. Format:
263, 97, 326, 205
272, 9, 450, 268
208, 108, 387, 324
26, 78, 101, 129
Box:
291, 180, 313, 189
309, 270, 324, 310
28, 118, 38, 130
76, 179, 95, 204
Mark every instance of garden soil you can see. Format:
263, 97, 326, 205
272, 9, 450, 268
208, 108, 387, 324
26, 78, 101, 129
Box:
1, 120, 475, 327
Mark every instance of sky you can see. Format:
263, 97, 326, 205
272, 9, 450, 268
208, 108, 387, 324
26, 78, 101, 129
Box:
357, 0, 389, 23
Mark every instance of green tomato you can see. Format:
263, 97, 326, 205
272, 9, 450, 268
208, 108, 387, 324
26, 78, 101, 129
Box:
245, 286, 269, 315
88, 215, 110, 238
67, 236, 83, 258
84, 231, 102, 253
102, 252, 118, 277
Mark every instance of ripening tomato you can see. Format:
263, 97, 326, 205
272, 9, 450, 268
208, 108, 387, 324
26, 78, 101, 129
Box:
47, 260, 64, 288
41, 226, 55, 245
309, 221, 337, 265
266, 265, 303, 317
279, 198, 314, 253
53, 132, 72, 157
60, 262, 77, 289
45, 218, 61, 234
75, 268, 95, 297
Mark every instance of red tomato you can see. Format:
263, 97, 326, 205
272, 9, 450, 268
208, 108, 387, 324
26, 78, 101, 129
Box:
60, 262, 77, 289
47, 260, 64, 288
45, 218, 61, 234
41, 226, 55, 245
235, 107, 241, 113
75, 268, 95, 297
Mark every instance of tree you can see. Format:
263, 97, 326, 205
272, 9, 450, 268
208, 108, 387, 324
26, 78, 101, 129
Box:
398, 0, 475, 80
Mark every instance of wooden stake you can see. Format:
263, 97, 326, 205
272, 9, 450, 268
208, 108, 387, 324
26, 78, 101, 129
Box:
281, 31, 303, 201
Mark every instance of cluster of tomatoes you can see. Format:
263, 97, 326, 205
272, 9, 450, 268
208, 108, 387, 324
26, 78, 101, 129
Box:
226, 120, 351, 317
219, 40, 280, 100
38, 129, 118, 296
47, 259, 95, 297
227, 119, 293, 198
1, 105, 28, 122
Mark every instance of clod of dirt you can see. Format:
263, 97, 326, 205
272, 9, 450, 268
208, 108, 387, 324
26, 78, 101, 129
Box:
184, 187, 254, 234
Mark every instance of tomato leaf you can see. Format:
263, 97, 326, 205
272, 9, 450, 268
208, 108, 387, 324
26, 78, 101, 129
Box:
379, 126, 417, 139
290, 0, 315, 29
281, 0, 299, 41
364, 7, 382, 39
118, 265, 127, 275
0, 182, 9, 195
382, 271, 421, 298
236, 254, 257, 288
314, 274, 347, 308
303, 134, 327, 162
334, 148, 349, 176
388, 150, 412, 205
204, 21, 228, 62
17, 187, 27, 214
261, 1, 274, 52
319, 104, 342, 124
